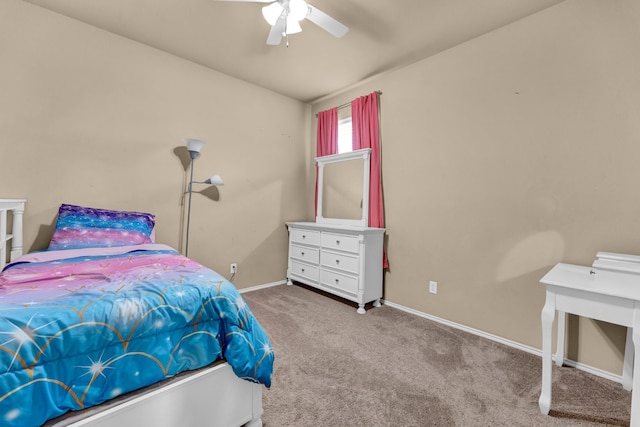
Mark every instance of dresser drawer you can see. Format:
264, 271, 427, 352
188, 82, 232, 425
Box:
320, 269, 358, 294
321, 232, 360, 253
290, 260, 319, 282
290, 228, 321, 246
320, 250, 359, 274
290, 244, 319, 264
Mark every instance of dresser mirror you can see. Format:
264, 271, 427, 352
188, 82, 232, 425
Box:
316, 148, 371, 227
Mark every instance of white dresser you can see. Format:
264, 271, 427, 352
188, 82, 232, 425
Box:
286, 221, 385, 314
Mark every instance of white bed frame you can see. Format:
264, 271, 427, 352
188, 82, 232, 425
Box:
53, 363, 263, 427
0, 199, 264, 427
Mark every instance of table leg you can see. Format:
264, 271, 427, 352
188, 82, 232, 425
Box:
631, 307, 640, 427
556, 311, 566, 367
624, 327, 634, 391
539, 290, 556, 415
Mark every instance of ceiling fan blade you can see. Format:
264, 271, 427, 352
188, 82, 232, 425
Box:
306, 5, 349, 38
266, 17, 286, 45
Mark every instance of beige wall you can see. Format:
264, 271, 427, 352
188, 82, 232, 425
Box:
3, 0, 640, 377
0, 0, 309, 288
311, 0, 640, 374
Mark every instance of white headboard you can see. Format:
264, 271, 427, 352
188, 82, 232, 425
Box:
0, 199, 26, 271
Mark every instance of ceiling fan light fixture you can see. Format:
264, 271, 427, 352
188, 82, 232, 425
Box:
289, 0, 308, 21
262, 2, 283, 26
285, 16, 302, 34
221, 0, 348, 45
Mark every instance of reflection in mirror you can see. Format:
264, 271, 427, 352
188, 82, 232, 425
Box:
316, 148, 371, 226
322, 158, 364, 220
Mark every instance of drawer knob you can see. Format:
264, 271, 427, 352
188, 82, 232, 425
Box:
335, 259, 340, 264
336, 240, 340, 245
301, 252, 305, 256
301, 268, 305, 273
302, 235, 306, 239
335, 279, 340, 284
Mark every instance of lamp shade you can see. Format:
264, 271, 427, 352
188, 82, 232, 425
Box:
204, 174, 224, 186
262, 2, 283, 26
285, 17, 302, 34
183, 138, 206, 154
289, 0, 308, 21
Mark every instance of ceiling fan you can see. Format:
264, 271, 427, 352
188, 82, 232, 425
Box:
217, 0, 349, 46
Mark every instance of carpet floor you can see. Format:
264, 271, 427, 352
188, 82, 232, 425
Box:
243, 283, 631, 426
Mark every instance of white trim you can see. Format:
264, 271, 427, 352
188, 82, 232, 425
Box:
238, 280, 286, 294
561, 358, 622, 384
382, 299, 623, 385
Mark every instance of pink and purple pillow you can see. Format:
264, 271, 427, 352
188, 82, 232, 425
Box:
48, 204, 156, 250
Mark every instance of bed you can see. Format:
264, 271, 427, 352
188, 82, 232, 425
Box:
0, 201, 273, 427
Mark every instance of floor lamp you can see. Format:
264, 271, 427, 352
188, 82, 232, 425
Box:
183, 138, 224, 257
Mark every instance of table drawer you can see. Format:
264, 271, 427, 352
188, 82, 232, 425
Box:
320, 250, 359, 274
290, 228, 321, 246
290, 260, 319, 282
320, 269, 358, 294
321, 232, 359, 253
555, 291, 634, 327
290, 244, 320, 264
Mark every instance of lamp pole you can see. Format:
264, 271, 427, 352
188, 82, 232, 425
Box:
182, 138, 223, 258
185, 150, 198, 258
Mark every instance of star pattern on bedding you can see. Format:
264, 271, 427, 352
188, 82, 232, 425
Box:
48, 204, 156, 251
0, 247, 274, 427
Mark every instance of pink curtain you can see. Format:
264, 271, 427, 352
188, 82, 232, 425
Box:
315, 107, 338, 216
352, 92, 388, 268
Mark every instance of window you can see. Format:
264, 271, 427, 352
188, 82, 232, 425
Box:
337, 117, 352, 154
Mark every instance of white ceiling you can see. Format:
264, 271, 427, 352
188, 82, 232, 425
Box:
24, 0, 565, 103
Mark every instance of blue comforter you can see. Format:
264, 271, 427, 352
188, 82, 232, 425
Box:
0, 244, 273, 426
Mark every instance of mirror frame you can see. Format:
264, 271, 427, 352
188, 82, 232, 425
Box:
315, 148, 371, 227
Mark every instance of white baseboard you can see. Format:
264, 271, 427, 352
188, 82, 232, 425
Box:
241, 281, 623, 385
238, 280, 287, 294
382, 299, 623, 385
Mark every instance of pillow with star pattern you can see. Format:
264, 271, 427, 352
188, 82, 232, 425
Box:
48, 204, 155, 250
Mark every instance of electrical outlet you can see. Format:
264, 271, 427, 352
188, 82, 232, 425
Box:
429, 281, 438, 294
230, 263, 237, 274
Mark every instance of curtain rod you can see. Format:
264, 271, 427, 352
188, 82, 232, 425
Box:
315, 90, 382, 117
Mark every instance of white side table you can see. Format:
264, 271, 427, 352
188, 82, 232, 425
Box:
554, 253, 640, 391
539, 263, 640, 426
